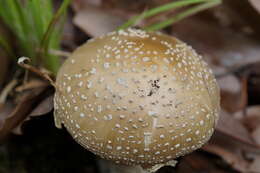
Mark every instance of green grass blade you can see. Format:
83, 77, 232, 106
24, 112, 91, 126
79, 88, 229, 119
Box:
117, 0, 209, 30
0, 0, 36, 60
40, 0, 71, 74
0, 0, 70, 74
145, 0, 221, 31
28, 0, 53, 40
0, 36, 15, 58
12, 0, 30, 41
0, 0, 25, 40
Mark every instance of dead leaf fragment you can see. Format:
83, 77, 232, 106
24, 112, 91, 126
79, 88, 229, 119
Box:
15, 79, 48, 92
249, 0, 260, 14
252, 127, 260, 146
249, 155, 260, 173
171, 15, 260, 68
234, 105, 260, 131
0, 86, 48, 141
216, 110, 255, 146
0, 102, 15, 128
203, 144, 250, 172
73, 3, 126, 37
216, 67, 242, 113
29, 95, 53, 117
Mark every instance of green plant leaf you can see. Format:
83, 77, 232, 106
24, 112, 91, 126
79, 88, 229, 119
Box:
0, 0, 71, 74
117, 0, 222, 31
117, 0, 209, 30
145, 0, 222, 31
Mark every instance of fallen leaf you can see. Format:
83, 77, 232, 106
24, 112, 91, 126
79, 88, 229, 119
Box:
0, 86, 48, 141
0, 79, 18, 105
248, 0, 260, 15
225, 62, 260, 106
202, 109, 260, 172
179, 151, 233, 173
234, 105, 260, 132
216, 110, 256, 147
29, 95, 53, 117
208, 110, 260, 171
249, 155, 260, 173
215, 67, 242, 113
203, 144, 250, 172
183, 152, 214, 171
224, 0, 260, 38
252, 127, 260, 146
11, 125, 23, 135
72, 2, 126, 37
0, 101, 15, 128
170, 14, 260, 69
15, 79, 49, 92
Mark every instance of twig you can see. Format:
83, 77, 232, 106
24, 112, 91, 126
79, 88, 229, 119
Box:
18, 57, 56, 88
0, 79, 18, 104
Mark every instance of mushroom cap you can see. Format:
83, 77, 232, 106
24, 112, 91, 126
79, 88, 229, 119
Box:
54, 28, 220, 168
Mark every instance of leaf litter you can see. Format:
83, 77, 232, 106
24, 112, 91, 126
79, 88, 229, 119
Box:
0, 0, 260, 172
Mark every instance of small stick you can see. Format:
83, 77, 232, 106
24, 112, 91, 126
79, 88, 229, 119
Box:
17, 57, 56, 88
0, 79, 18, 105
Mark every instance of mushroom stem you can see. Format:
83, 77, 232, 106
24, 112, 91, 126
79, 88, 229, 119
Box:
98, 159, 149, 173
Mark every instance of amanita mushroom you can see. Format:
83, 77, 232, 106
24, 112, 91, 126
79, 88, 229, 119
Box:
54, 28, 220, 172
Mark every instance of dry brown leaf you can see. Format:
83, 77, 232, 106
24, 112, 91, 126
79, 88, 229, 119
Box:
15, 79, 49, 92
0, 79, 18, 106
249, 0, 260, 14
216, 110, 256, 146
72, 2, 126, 37
183, 152, 213, 170
249, 155, 260, 173
252, 127, 260, 146
203, 144, 250, 172
224, 0, 260, 38
217, 71, 240, 94
171, 15, 260, 69
209, 109, 260, 169
11, 124, 24, 135
29, 95, 53, 117
234, 106, 260, 132
179, 152, 232, 173
216, 67, 242, 113
0, 86, 48, 141
0, 101, 15, 128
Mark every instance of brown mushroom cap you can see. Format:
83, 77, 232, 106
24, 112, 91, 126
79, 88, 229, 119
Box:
54, 28, 220, 168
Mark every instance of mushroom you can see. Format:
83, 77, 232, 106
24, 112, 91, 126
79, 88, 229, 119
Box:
54, 28, 220, 172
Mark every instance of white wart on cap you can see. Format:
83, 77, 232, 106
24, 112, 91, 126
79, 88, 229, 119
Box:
54, 28, 220, 170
